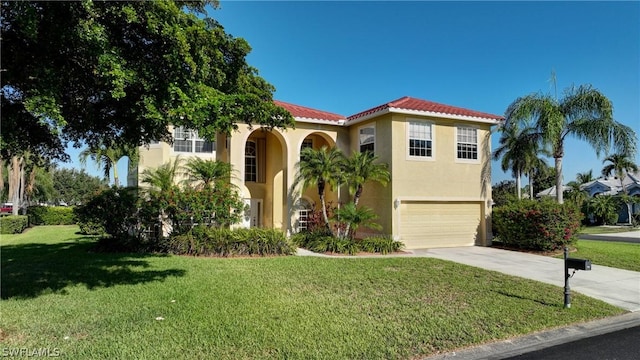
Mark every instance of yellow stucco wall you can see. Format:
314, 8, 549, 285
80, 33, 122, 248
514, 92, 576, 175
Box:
137, 114, 494, 245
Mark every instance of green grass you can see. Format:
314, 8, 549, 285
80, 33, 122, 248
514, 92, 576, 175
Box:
556, 240, 640, 272
1, 226, 625, 359
578, 225, 638, 235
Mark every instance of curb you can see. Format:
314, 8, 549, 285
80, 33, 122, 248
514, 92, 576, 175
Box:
423, 312, 640, 360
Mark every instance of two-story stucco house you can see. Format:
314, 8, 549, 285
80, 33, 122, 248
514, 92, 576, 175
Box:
135, 96, 503, 249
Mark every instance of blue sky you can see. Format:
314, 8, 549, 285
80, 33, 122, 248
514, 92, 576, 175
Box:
66, 1, 639, 186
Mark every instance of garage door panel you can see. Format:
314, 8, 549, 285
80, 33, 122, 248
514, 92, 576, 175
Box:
400, 202, 481, 249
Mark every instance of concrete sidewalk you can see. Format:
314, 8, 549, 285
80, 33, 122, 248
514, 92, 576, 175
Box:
411, 246, 640, 312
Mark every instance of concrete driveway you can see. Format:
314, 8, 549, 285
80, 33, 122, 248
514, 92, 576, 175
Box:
411, 247, 640, 312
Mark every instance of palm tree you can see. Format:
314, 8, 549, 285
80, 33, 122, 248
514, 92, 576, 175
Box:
576, 170, 595, 185
602, 153, 638, 224
505, 84, 637, 204
295, 146, 345, 231
184, 158, 233, 189
140, 156, 184, 195
340, 151, 389, 236
493, 122, 540, 199
343, 151, 390, 206
332, 203, 382, 240
80, 143, 140, 187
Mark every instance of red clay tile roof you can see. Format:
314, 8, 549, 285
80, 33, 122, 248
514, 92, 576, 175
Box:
274, 100, 346, 122
347, 96, 503, 121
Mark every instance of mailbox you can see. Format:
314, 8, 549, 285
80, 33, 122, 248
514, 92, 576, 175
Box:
566, 258, 592, 271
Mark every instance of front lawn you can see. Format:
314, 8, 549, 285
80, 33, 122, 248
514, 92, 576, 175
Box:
1, 226, 625, 359
558, 240, 640, 272
578, 225, 638, 235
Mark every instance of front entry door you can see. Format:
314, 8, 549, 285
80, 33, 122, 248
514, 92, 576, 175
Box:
243, 199, 262, 228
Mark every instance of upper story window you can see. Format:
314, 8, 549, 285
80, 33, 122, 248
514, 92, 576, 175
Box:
456, 126, 478, 161
407, 120, 433, 159
359, 125, 375, 153
173, 126, 215, 153
245, 140, 257, 182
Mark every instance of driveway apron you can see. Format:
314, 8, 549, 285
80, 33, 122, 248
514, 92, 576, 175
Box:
411, 247, 640, 312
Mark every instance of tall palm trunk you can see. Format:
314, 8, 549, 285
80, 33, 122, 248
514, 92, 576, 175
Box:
528, 173, 534, 199
318, 181, 330, 231
555, 156, 564, 204
620, 177, 632, 225
0, 159, 4, 202
9, 156, 23, 215
515, 169, 522, 199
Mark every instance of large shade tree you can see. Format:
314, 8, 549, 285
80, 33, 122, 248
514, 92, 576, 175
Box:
1, 0, 294, 164
505, 84, 637, 203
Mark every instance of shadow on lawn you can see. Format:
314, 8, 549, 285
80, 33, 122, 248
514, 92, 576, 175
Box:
1, 237, 186, 300
493, 290, 558, 307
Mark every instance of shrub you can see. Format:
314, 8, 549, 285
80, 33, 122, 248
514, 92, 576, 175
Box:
0, 215, 29, 234
75, 187, 143, 250
27, 206, 75, 225
78, 221, 105, 235
493, 199, 582, 251
358, 235, 404, 254
295, 230, 404, 255
166, 226, 296, 256
585, 195, 620, 225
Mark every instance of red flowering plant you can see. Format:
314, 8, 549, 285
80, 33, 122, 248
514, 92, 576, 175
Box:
493, 199, 582, 251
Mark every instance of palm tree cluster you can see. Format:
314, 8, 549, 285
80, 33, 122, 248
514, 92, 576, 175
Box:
295, 146, 390, 239
80, 142, 140, 187
496, 83, 637, 204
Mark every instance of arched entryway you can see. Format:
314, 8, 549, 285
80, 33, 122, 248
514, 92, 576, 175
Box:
241, 129, 289, 231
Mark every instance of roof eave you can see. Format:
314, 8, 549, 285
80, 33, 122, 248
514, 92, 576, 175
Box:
346, 107, 502, 126
294, 117, 346, 126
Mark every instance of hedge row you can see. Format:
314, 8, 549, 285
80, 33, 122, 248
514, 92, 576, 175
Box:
27, 206, 76, 225
492, 199, 582, 251
0, 215, 29, 234
292, 229, 404, 255
165, 227, 296, 256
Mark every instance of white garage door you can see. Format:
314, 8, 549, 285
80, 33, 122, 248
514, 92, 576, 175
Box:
399, 202, 481, 249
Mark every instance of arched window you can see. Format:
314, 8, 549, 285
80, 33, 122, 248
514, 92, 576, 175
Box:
245, 140, 257, 182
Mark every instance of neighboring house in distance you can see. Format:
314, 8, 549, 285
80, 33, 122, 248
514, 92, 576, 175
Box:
581, 172, 640, 223
537, 172, 640, 223
136, 96, 503, 249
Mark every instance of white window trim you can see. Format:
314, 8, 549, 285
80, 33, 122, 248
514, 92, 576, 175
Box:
455, 125, 480, 164
406, 119, 435, 161
245, 140, 257, 182
170, 126, 216, 157
358, 123, 376, 154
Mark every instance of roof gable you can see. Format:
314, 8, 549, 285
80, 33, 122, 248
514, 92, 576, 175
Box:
347, 96, 504, 124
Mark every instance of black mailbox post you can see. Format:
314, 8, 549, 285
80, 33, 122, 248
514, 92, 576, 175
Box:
564, 247, 592, 308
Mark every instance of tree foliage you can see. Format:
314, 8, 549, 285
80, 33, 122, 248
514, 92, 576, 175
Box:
52, 168, 109, 205
295, 146, 345, 231
504, 84, 637, 203
1, 1, 295, 162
